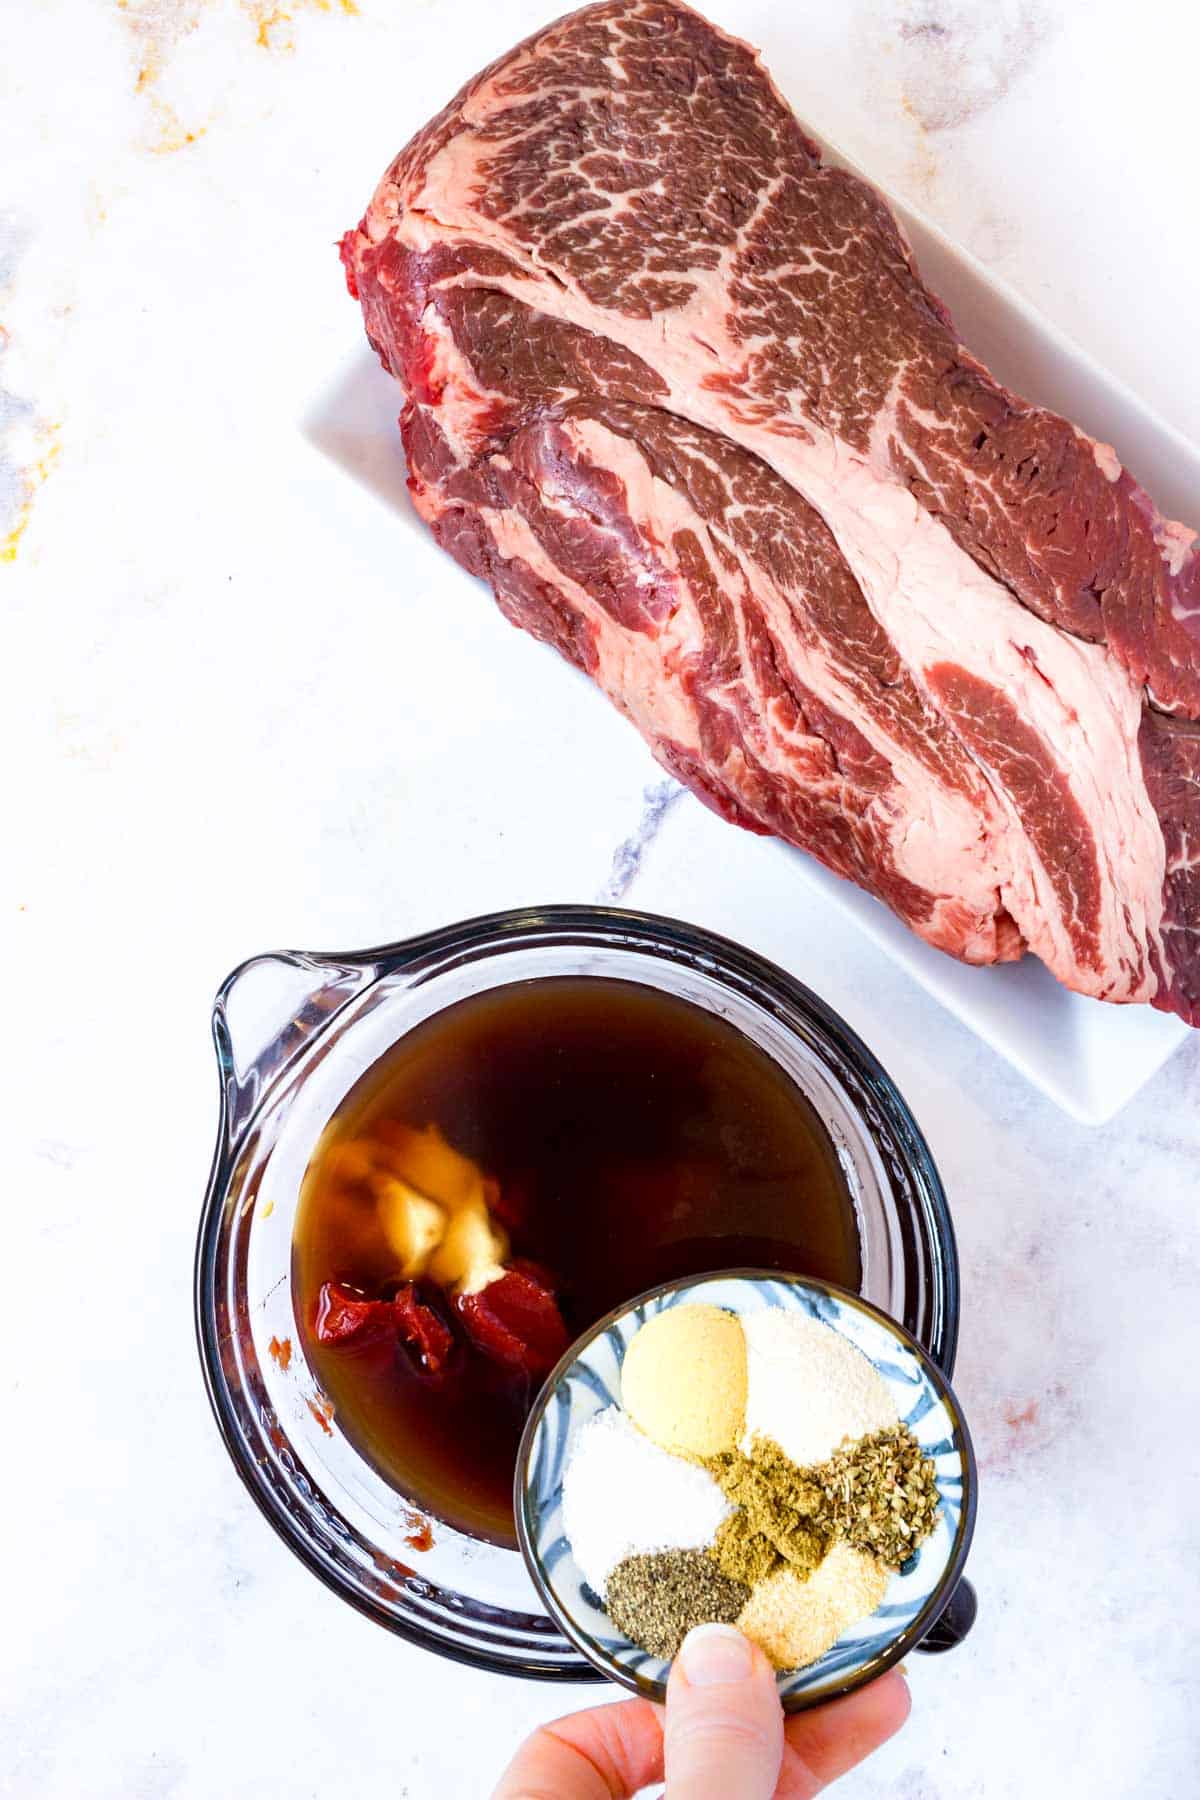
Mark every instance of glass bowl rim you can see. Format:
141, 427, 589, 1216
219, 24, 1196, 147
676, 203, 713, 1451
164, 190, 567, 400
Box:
194, 903, 961, 1679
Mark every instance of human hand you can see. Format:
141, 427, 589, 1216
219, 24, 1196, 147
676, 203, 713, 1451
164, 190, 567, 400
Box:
492, 1623, 910, 1798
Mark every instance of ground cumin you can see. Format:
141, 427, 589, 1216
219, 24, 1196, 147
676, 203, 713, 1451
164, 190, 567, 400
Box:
707, 1438, 830, 1576
711, 1509, 783, 1586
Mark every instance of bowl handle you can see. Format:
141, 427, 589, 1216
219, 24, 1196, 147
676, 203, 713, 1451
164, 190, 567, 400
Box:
914, 1577, 977, 1654
213, 950, 379, 1143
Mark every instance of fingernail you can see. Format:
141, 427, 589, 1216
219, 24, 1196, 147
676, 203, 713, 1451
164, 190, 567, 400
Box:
678, 1623, 755, 1687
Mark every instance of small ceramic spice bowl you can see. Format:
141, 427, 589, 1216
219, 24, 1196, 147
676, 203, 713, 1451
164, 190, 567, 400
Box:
514, 1271, 977, 1712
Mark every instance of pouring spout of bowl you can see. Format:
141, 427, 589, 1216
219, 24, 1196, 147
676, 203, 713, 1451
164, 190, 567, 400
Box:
213, 950, 382, 1147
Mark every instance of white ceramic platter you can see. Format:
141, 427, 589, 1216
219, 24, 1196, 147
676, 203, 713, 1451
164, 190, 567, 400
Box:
305, 132, 1194, 1127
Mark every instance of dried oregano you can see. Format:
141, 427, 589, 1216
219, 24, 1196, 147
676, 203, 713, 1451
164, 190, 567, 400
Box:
810, 1424, 941, 1567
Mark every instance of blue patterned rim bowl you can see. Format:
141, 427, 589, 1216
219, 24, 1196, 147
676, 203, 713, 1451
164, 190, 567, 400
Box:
515, 1270, 977, 1712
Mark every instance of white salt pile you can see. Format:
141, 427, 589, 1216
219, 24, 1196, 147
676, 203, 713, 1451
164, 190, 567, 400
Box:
741, 1310, 897, 1466
561, 1406, 731, 1598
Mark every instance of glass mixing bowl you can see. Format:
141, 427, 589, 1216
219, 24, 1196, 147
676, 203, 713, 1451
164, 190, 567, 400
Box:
195, 906, 960, 1680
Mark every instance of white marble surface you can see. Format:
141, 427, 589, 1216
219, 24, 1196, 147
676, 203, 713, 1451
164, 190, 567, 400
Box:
4, 2, 1199, 1795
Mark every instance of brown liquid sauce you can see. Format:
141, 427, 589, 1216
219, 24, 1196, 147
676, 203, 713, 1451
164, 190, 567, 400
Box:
292, 977, 861, 1546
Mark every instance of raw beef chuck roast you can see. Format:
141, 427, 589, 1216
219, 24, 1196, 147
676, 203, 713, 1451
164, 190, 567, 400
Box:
341, 0, 1200, 1024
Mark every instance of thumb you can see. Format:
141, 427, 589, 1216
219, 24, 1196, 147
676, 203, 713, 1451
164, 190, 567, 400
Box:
664, 1624, 784, 1800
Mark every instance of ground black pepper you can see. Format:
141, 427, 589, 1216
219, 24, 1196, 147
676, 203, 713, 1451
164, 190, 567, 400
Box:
605, 1549, 750, 1659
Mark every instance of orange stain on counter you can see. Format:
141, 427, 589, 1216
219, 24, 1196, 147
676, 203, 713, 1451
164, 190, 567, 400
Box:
253, 6, 289, 45
148, 115, 206, 154
116, 0, 208, 152
117, 0, 358, 150
899, 94, 940, 200
117, 0, 202, 96
248, 0, 360, 53
2, 429, 62, 564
